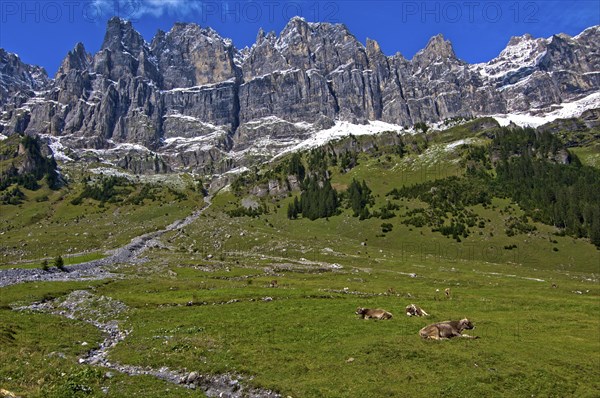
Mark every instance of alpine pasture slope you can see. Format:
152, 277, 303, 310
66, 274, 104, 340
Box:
1, 117, 599, 397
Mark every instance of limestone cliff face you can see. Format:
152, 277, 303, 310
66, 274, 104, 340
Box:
150, 22, 241, 89
0, 17, 598, 174
0, 48, 49, 108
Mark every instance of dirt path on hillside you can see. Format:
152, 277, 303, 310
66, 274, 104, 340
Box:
0, 196, 213, 288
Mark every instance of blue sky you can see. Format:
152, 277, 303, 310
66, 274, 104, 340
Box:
1, 0, 598, 76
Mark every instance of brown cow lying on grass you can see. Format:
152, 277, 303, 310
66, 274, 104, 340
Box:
405, 304, 429, 317
419, 319, 479, 340
355, 307, 393, 320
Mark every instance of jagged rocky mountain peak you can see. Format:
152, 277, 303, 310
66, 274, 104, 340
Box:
57, 42, 92, 76
256, 28, 277, 45
92, 17, 155, 82
256, 27, 266, 42
150, 29, 166, 47
0, 48, 49, 106
426, 33, 455, 55
101, 16, 146, 54
576, 25, 600, 42
165, 22, 229, 44
412, 33, 458, 67
150, 21, 240, 89
366, 38, 382, 53
503, 33, 547, 53
274, 17, 368, 75
0, 49, 48, 80
507, 33, 534, 46
276, 16, 359, 52
282, 15, 310, 31
73, 41, 88, 55
0, 19, 599, 175
390, 51, 407, 62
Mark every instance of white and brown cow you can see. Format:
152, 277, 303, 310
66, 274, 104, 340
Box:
419, 318, 479, 340
405, 304, 429, 317
355, 307, 393, 320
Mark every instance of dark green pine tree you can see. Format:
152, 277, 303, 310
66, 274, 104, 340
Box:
54, 255, 65, 271
300, 177, 338, 220
589, 207, 600, 248
287, 153, 305, 181
347, 179, 372, 217
287, 196, 301, 220
294, 196, 301, 214
359, 206, 371, 220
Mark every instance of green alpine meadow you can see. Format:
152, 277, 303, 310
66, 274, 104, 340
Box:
1, 11, 600, 398
2, 116, 599, 397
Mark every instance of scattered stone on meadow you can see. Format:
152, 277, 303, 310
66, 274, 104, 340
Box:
346, 357, 355, 363
47, 351, 66, 359
186, 371, 199, 384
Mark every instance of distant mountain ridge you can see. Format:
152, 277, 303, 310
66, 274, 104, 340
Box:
0, 17, 598, 174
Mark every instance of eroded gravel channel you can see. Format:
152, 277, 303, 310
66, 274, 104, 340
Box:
0, 197, 210, 288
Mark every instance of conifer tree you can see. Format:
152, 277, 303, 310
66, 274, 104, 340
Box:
54, 255, 65, 271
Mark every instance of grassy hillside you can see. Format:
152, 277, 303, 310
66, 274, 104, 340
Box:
0, 170, 206, 267
1, 118, 599, 397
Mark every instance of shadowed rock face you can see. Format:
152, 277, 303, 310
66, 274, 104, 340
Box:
1, 17, 598, 174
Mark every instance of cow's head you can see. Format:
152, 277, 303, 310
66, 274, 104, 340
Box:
355, 307, 367, 315
405, 304, 417, 316
458, 318, 475, 331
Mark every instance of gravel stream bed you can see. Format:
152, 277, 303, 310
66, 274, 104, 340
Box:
0, 198, 210, 288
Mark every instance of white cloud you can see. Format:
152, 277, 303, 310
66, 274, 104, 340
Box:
92, 0, 206, 19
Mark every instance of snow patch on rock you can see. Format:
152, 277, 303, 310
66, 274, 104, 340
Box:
274, 120, 406, 159
491, 92, 600, 128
